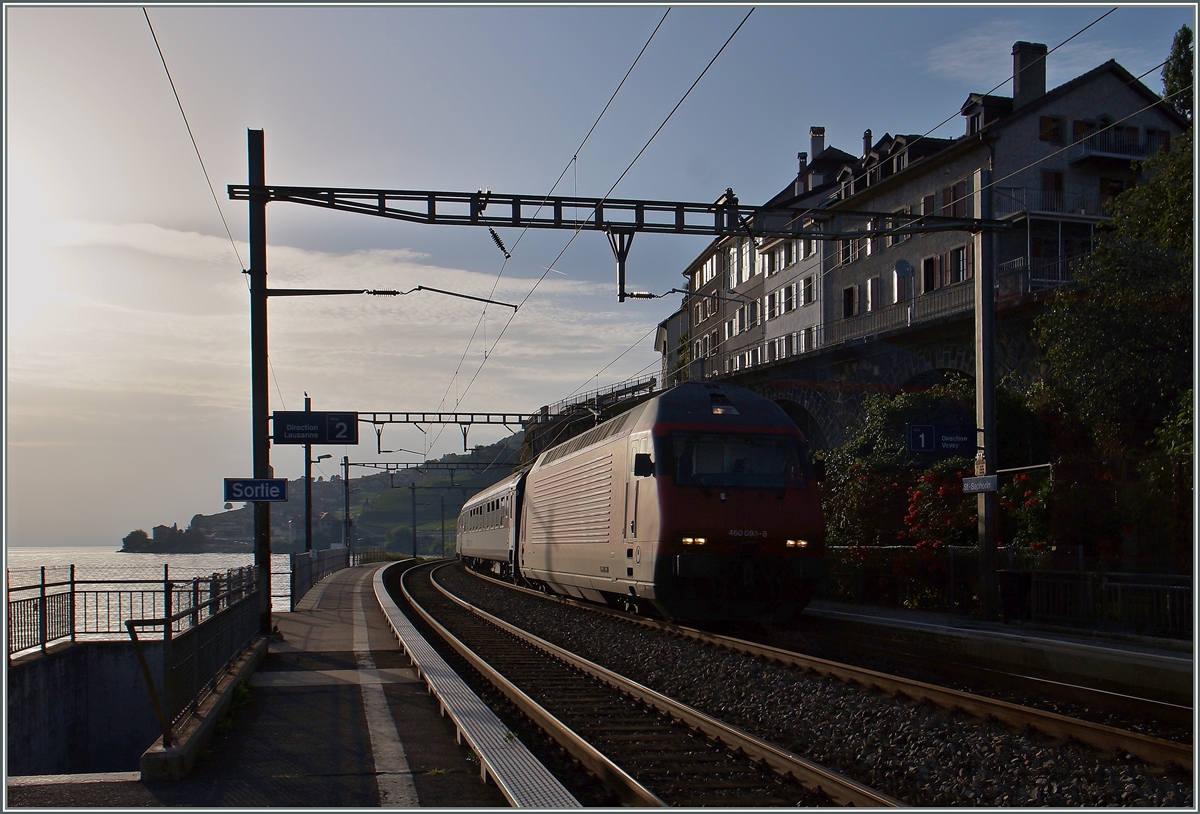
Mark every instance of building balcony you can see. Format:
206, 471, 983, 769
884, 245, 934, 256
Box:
824, 282, 976, 345
997, 255, 1079, 295
995, 187, 1109, 218
1067, 130, 1163, 166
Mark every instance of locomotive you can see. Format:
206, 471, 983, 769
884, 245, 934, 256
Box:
456, 382, 827, 624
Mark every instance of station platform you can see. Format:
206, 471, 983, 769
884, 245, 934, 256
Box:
6, 563, 510, 808
802, 599, 1193, 708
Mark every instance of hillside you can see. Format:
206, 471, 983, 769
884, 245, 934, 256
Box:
120, 432, 523, 555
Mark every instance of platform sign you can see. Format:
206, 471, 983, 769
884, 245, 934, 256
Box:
272, 411, 359, 445
224, 478, 289, 502
907, 424, 936, 453
936, 424, 975, 454
907, 423, 976, 455
962, 475, 998, 494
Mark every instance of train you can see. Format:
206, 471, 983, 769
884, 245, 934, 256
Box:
455, 382, 828, 624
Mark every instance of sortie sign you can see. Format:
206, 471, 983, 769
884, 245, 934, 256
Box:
224, 478, 289, 502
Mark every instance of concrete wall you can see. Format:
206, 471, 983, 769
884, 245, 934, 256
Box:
7, 640, 164, 775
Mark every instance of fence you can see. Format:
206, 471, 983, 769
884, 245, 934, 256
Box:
7, 564, 260, 658
1030, 571, 1192, 637
288, 545, 388, 610
125, 567, 259, 748
822, 546, 1192, 637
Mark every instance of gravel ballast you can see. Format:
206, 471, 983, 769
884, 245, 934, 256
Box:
437, 564, 1192, 808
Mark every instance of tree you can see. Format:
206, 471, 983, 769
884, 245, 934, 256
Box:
1035, 129, 1192, 454
1162, 25, 1193, 122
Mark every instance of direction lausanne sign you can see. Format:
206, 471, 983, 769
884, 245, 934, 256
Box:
272, 411, 359, 445
224, 478, 289, 502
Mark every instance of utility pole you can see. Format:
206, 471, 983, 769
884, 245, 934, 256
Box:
247, 129, 272, 634
304, 394, 313, 552
439, 495, 446, 558
342, 455, 351, 548
410, 481, 418, 558
974, 167, 999, 619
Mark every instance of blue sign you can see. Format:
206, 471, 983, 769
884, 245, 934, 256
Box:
907, 424, 936, 453
272, 411, 359, 445
224, 478, 289, 502
907, 423, 977, 455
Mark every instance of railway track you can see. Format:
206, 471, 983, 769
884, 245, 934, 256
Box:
460, 565, 1192, 775
401, 561, 901, 807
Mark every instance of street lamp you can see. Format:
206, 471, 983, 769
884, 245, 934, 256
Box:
306, 448, 331, 553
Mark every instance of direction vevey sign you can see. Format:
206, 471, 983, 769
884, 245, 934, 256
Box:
272, 411, 359, 445
906, 422, 976, 455
224, 478, 289, 502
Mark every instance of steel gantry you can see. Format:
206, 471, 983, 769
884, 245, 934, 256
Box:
234, 130, 1012, 631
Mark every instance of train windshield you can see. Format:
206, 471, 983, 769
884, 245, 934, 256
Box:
668, 432, 807, 489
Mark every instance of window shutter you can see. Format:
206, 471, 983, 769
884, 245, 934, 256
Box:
965, 242, 974, 279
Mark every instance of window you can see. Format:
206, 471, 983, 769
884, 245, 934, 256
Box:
893, 268, 908, 304
888, 205, 912, 247
866, 276, 881, 312
761, 249, 775, 277
1041, 171, 1064, 211
783, 240, 794, 267
803, 326, 816, 352
766, 291, 779, 320
839, 239, 853, 265
969, 113, 982, 134
1039, 116, 1064, 143
693, 303, 704, 326
708, 330, 718, 357
736, 307, 745, 333
894, 151, 907, 173
842, 285, 860, 318
941, 181, 968, 218
948, 245, 973, 284
1072, 119, 1095, 143
724, 319, 735, 341
922, 194, 936, 217
784, 283, 797, 312
801, 276, 815, 305
1100, 177, 1128, 198
922, 256, 939, 293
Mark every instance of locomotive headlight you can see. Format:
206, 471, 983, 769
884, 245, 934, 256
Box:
681, 536, 707, 545
787, 539, 809, 548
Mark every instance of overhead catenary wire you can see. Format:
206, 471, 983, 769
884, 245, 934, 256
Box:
450, 8, 756, 420
142, 8, 245, 274
431, 8, 673, 431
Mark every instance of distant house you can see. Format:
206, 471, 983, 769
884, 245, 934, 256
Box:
151, 523, 178, 542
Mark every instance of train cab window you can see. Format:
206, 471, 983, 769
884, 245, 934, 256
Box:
669, 432, 808, 489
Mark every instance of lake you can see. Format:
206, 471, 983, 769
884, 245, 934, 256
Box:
6, 547, 295, 612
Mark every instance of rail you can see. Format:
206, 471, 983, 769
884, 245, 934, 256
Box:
125, 566, 260, 748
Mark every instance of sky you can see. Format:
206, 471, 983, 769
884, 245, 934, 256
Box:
5, 3, 1194, 548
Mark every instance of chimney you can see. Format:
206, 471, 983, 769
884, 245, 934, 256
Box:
809, 126, 825, 158
797, 151, 808, 172
1012, 41, 1048, 109
862, 129, 872, 158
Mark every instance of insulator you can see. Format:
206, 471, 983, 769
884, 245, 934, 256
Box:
488, 228, 511, 259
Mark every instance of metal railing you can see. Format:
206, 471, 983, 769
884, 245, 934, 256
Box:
998, 256, 1078, 293
126, 567, 259, 748
995, 187, 1106, 217
1030, 571, 1192, 636
824, 281, 975, 345
7, 564, 259, 658
822, 546, 1192, 637
1066, 130, 1165, 163
288, 545, 388, 610
541, 375, 658, 418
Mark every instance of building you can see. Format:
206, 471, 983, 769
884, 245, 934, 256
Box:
659, 41, 1186, 422
821, 41, 1186, 349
